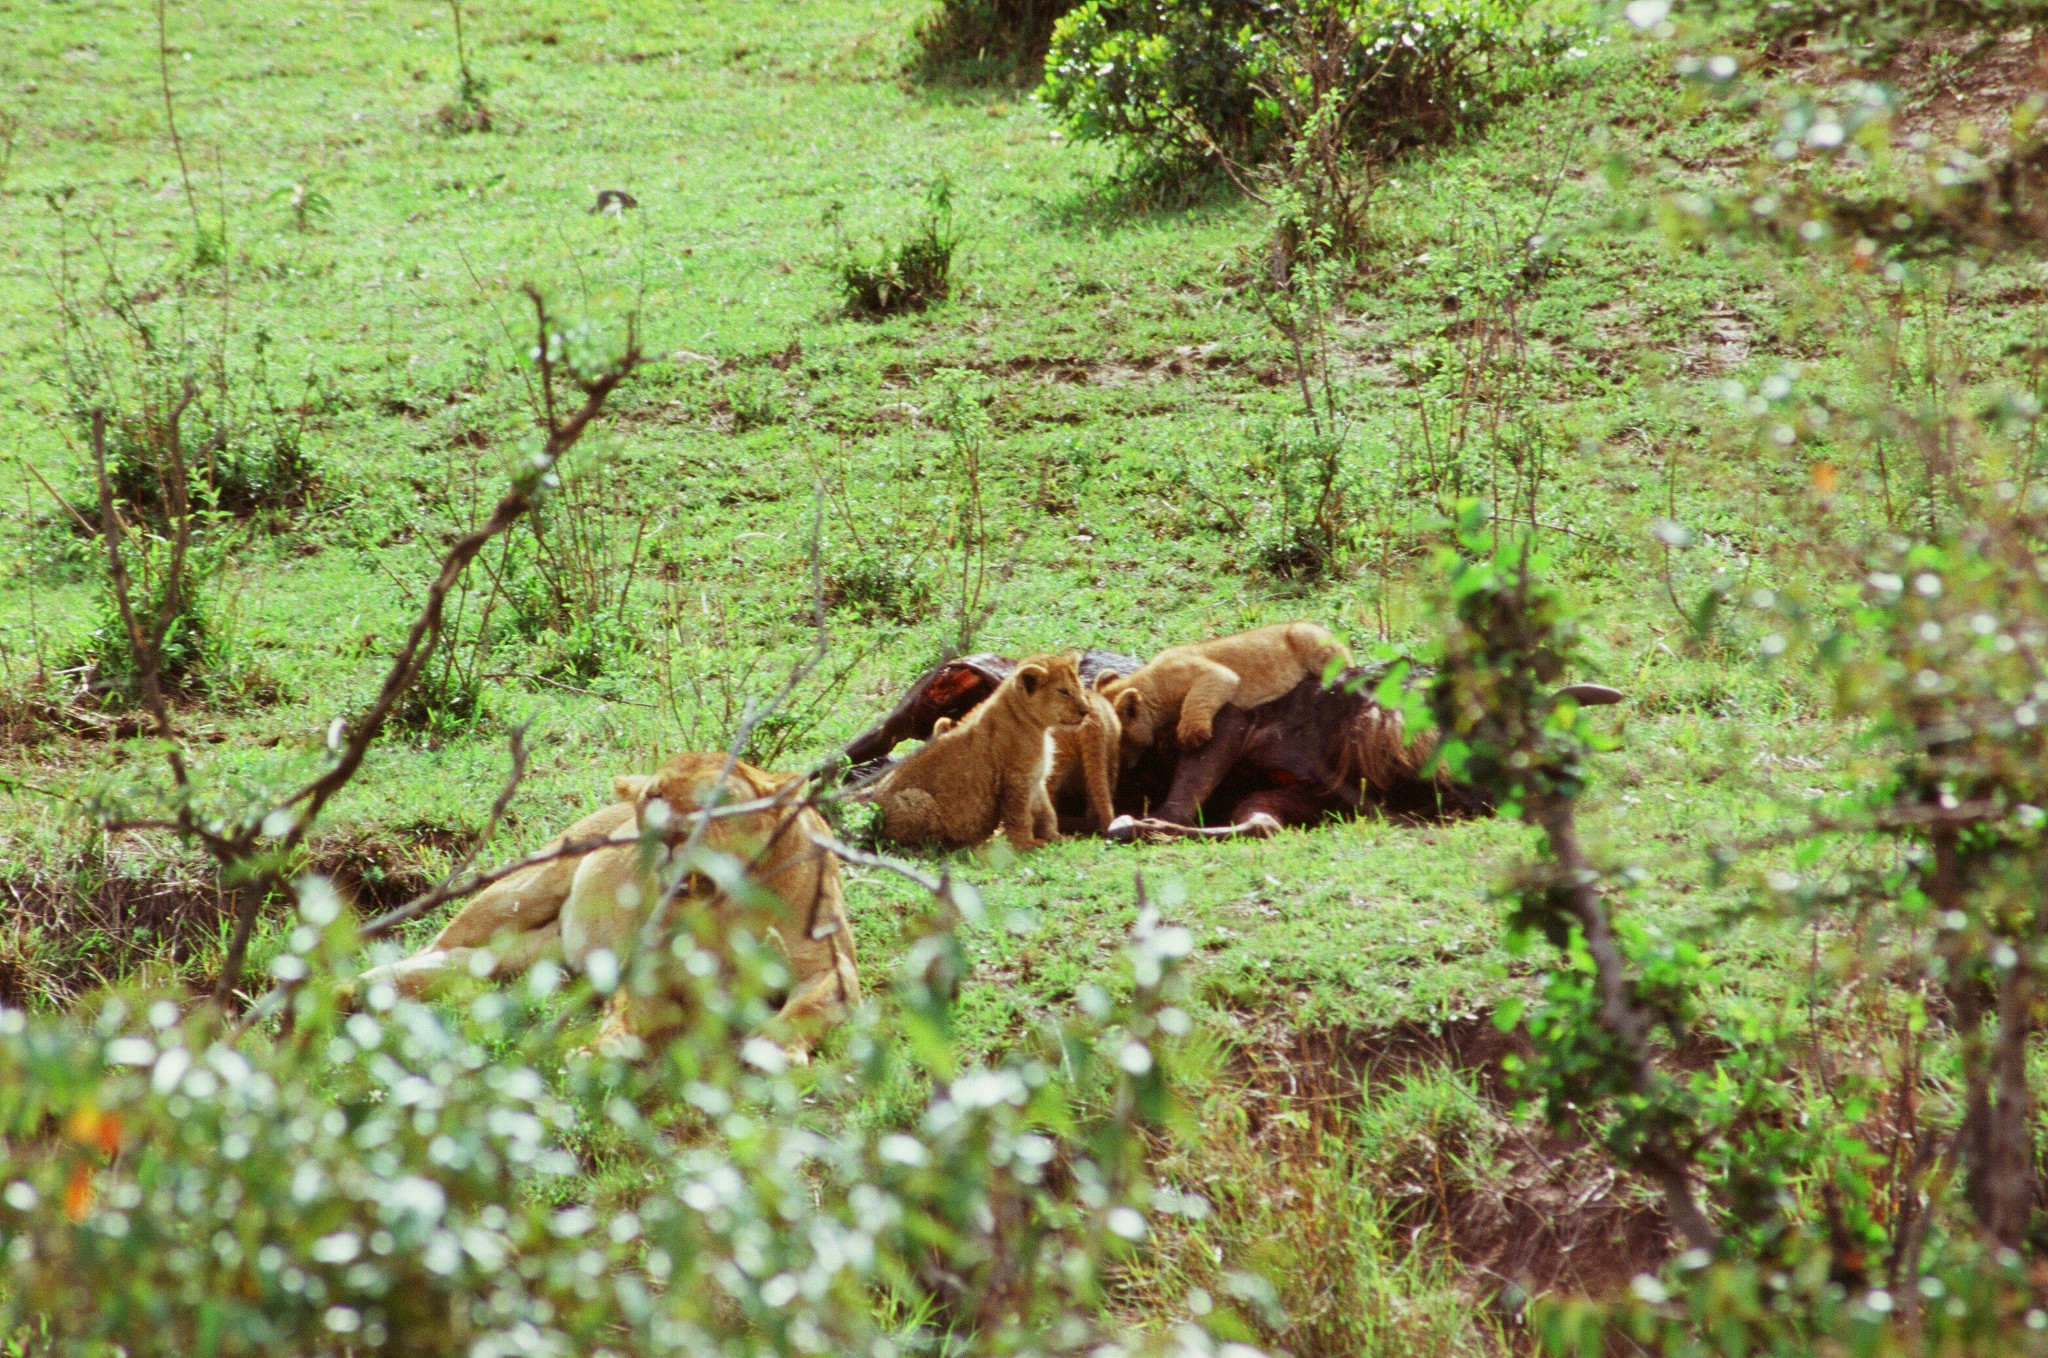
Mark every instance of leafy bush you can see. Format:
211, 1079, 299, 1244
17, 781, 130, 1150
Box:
1040, 0, 1551, 178
84, 353, 322, 524
0, 875, 1257, 1358
1427, 503, 2048, 1355
69, 534, 219, 706
827, 551, 936, 623
911, 0, 1077, 85
833, 179, 960, 319
387, 654, 486, 735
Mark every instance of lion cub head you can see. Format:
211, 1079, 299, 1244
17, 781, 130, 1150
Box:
1009, 652, 1091, 730
1101, 681, 1161, 760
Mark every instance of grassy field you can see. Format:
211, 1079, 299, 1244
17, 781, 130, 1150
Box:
1, 0, 2037, 1343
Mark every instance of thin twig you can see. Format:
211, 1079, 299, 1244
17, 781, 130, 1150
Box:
154, 0, 206, 245
213, 291, 642, 1007
17, 458, 96, 536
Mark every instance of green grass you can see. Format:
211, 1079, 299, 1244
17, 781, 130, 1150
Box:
0, 0, 2039, 1339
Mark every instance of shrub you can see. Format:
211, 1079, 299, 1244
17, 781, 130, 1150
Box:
833, 179, 960, 319
70, 540, 218, 707
387, 654, 485, 736
827, 551, 936, 623
0, 876, 1244, 1358
910, 0, 1077, 85
1040, 0, 1549, 178
85, 337, 323, 525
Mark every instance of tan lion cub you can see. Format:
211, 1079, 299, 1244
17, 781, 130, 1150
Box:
875, 652, 1091, 851
1100, 622, 1350, 759
934, 670, 1123, 833
1048, 676, 1122, 832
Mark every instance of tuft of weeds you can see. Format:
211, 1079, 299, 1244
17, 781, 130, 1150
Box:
1130, 1058, 1503, 1356
432, 0, 494, 134
826, 551, 935, 623
388, 653, 487, 737
830, 178, 960, 319
266, 180, 333, 233
68, 554, 217, 707
720, 368, 788, 432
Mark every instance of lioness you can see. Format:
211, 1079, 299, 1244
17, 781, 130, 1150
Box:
873, 652, 1090, 851
1100, 622, 1350, 759
355, 753, 859, 1063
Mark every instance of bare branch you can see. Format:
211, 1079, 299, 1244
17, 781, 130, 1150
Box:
213, 291, 643, 1006
89, 407, 190, 792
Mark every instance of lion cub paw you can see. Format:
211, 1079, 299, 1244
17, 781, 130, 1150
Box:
1176, 717, 1214, 749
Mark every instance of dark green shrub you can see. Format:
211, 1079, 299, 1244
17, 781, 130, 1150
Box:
910, 0, 1077, 84
833, 180, 960, 319
74, 588, 214, 706
90, 349, 323, 524
387, 654, 485, 735
535, 614, 632, 684
1039, 0, 1552, 177
827, 551, 936, 622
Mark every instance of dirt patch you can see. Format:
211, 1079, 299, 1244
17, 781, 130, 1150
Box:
1678, 305, 1756, 375
1227, 1016, 1678, 1307
877, 347, 1282, 391
0, 829, 465, 1009
1770, 26, 2048, 153
0, 849, 233, 1008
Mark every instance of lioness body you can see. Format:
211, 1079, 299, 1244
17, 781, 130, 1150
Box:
1100, 622, 1350, 759
874, 652, 1090, 851
356, 755, 858, 1062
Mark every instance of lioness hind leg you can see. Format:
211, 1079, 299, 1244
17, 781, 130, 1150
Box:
358, 920, 565, 1001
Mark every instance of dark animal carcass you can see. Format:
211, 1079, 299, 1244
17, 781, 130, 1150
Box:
1114, 670, 1624, 839
840, 650, 1623, 839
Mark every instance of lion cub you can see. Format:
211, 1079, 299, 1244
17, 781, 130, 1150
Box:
934, 670, 1124, 833
875, 652, 1091, 851
1100, 622, 1350, 758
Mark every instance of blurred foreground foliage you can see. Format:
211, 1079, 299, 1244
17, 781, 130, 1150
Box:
0, 870, 1263, 1357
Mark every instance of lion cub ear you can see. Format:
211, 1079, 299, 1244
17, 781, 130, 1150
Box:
931, 717, 955, 737
1092, 669, 1122, 692
1114, 690, 1144, 722
1015, 663, 1048, 695
613, 774, 654, 802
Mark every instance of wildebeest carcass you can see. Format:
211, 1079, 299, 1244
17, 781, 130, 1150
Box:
837, 653, 1622, 839
1108, 669, 1622, 840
